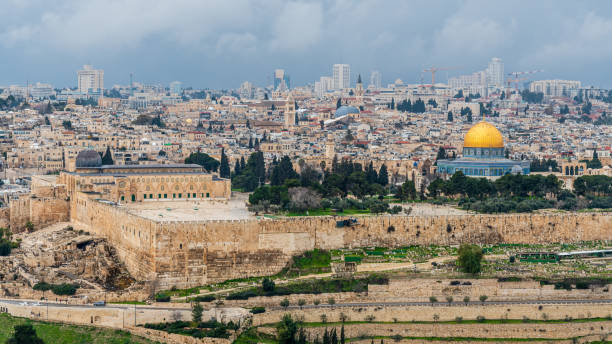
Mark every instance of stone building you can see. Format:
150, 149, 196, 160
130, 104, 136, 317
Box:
59, 150, 231, 204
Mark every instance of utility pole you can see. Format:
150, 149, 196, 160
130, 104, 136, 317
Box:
134, 303, 136, 327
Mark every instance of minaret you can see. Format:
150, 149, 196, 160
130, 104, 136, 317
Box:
284, 92, 296, 128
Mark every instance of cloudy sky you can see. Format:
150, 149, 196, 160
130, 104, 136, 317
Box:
2, 0, 612, 89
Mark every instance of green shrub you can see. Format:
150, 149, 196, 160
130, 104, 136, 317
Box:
250, 307, 265, 314
193, 295, 215, 302
155, 293, 171, 302
33, 282, 52, 291
0, 241, 11, 256
51, 283, 78, 296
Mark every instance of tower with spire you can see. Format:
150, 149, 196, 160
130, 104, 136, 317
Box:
355, 74, 364, 97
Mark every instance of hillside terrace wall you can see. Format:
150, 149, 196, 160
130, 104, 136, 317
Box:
72, 197, 612, 288
299, 322, 612, 341
251, 303, 612, 326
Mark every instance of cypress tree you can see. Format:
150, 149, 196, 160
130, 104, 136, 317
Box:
331, 328, 338, 344
219, 148, 230, 178
378, 164, 389, 186
323, 328, 330, 344
233, 160, 241, 176
101, 146, 114, 165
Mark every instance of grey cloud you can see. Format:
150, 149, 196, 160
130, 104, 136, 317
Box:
1, 0, 612, 88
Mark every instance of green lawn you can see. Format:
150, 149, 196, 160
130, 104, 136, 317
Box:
286, 208, 372, 216
109, 301, 147, 305
0, 314, 158, 344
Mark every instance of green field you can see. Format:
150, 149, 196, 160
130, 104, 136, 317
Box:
0, 314, 158, 344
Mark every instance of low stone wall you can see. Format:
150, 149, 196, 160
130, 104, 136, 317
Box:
300, 321, 612, 340
127, 327, 231, 344
252, 303, 612, 326
0, 299, 249, 329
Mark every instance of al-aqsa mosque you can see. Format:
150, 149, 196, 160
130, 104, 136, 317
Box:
437, 118, 530, 178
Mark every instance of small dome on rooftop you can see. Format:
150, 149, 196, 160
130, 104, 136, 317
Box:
75, 150, 102, 168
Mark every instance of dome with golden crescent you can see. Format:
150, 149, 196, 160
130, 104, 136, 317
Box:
463, 121, 504, 148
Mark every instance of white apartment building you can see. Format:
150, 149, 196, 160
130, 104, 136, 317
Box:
333, 64, 350, 90
485, 57, 504, 89
529, 80, 581, 97
77, 65, 104, 94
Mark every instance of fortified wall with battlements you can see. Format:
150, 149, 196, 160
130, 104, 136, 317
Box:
69, 192, 612, 289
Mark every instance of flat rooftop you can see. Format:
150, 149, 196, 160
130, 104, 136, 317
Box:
125, 196, 253, 222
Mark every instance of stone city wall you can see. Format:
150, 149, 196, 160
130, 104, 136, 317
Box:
72, 193, 158, 282
72, 197, 612, 288
0, 207, 9, 228
8, 196, 69, 232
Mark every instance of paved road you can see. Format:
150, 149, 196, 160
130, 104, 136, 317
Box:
2, 298, 611, 312
0, 298, 188, 312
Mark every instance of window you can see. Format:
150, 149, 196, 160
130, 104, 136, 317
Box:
187, 193, 190, 198
172, 193, 176, 198
158, 194, 162, 198
193, 193, 196, 198
143, 194, 147, 199
121, 196, 125, 201
206, 192, 210, 198
164, 194, 167, 198
178, 193, 182, 198
150, 194, 153, 198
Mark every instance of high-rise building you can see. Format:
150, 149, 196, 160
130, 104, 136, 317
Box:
77, 65, 104, 94
274, 69, 290, 91
239, 81, 254, 99
169, 81, 182, 95
315, 76, 333, 97
485, 58, 504, 89
333, 64, 350, 90
369, 70, 382, 89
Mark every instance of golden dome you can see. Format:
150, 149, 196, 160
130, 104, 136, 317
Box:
463, 121, 504, 148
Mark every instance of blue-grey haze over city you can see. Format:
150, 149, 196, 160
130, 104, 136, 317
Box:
3, 0, 612, 88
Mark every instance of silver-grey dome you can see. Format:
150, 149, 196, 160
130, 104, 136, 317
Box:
335, 105, 360, 118
75, 150, 102, 168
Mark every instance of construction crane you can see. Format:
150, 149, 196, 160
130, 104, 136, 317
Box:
506, 70, 543, 90
422, 66, 461, 85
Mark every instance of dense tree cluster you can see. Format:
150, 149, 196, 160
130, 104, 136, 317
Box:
232, 152, 266, 191
132, 114, 165, 127
529, 158, 559, 172
520, 90, 544, 104
573, 175, 612, 197
185, 152, 220, 173
241, 154, 395, 213
395, 99, 426, 113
